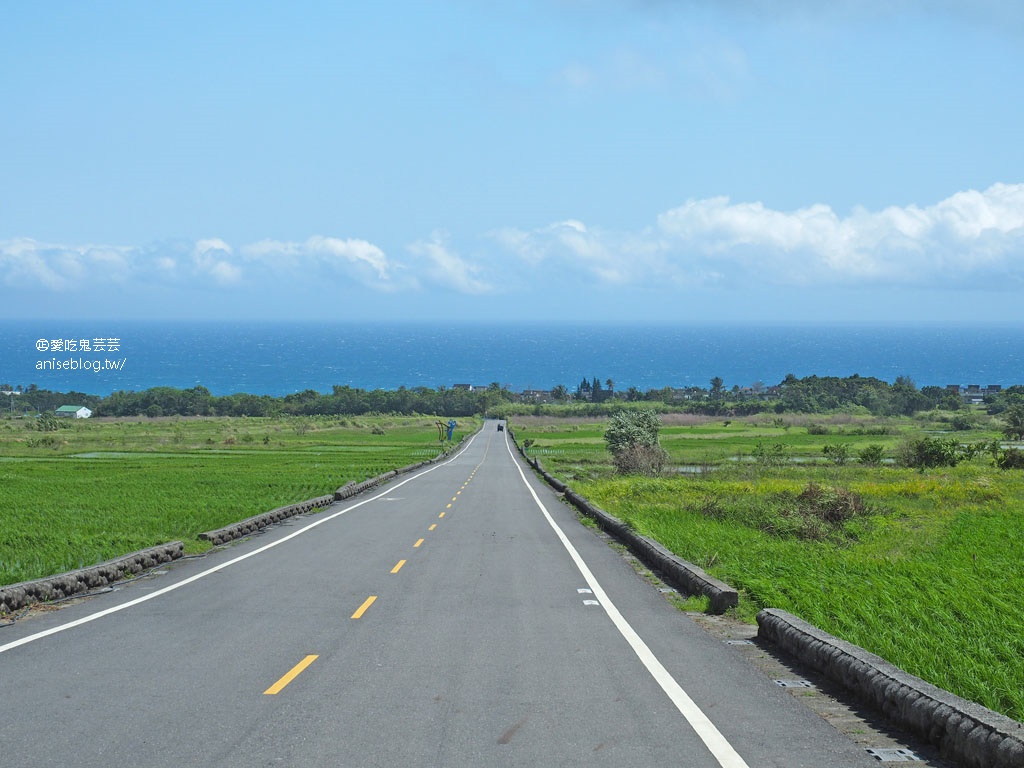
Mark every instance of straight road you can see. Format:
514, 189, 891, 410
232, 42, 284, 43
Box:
1, 422, 883, 767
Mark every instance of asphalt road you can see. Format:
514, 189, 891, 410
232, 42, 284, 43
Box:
0, 422, 888, 767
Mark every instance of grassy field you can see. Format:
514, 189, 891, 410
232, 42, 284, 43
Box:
513, 411, 1024, 722
0, 415, 477, 586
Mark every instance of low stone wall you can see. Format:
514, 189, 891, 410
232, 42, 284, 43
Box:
0, 542, 184, 615
198, 495, 336, 545
758, 609, 1024, 768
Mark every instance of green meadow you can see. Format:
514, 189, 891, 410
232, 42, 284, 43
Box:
0, 415, 476, 586
513, 411, 1024, 722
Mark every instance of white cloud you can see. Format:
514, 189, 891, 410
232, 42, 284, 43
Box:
242, 236, 394, 283
3, 184, 1022, 308
195, 238, 233, 256
0, 234, 399, 294
192, 238, 241, 284
408, 234, 492, 294
0, 238, 136, 290
496, 183, 1024, 289
306, 236, 391, 280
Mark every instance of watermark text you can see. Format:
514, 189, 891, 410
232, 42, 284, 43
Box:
35, 338, 121, 352
35, 357, 127, 372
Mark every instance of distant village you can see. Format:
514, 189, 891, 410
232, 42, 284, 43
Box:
451, 381, 1005, 406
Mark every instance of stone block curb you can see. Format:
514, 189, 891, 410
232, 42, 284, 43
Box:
198, 495, 335, 545
758, 608, 1024, 768
0, 542, 184, 615
334, 471, 397, 501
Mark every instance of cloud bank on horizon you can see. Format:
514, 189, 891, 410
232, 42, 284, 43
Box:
5, 183, 1022, 301
1, 1, 1022, 323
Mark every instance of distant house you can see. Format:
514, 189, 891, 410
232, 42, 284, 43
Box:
56, 405, 92, 419
947, 384, 1002, 405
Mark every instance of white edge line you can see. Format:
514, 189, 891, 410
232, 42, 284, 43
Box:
503, 434, 751, 768
0, 433, 478, 656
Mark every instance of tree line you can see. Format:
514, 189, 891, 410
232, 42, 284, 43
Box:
0, 383, 511, 419
3, 377, 1023, 420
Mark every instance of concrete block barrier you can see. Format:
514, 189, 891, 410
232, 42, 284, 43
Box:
0, 541, 184, 614
199, 495, 334, 545
758, 608, 1024, 768
335, 481, 357, 500
530, 457, 568, 493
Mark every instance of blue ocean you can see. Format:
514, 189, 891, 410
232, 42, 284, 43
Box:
1, 321, 1022, 397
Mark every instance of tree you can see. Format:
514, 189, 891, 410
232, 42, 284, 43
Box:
890, 375, 930, 416
822, 443, 850, 465
550, 384, 569, 401
710, 377, 724, 400
604, 409, 667, 475
1002, 405, 1024, 441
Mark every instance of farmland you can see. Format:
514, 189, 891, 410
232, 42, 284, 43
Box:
512, 411, 1024, 722
0, 415, 476, 586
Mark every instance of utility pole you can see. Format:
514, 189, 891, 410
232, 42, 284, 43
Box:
2, 390, 19, 417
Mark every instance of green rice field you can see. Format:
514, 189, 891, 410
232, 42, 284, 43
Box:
0, 415, 476, 586
512, 412, 1024, 722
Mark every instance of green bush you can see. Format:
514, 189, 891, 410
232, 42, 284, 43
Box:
996, 448, 1024, 470
822, 442, 850, 465
896, 437, 964, 470
858, 444, 886, 466
605, 409, 665, 475
753, 441, 789, 467
950, 413, 977, 431
611, 443, 668, 475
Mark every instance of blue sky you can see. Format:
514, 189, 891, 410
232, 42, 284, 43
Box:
2, 1, 1023, 324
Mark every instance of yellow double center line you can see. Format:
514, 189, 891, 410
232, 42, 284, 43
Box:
264, 464, 483, 695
